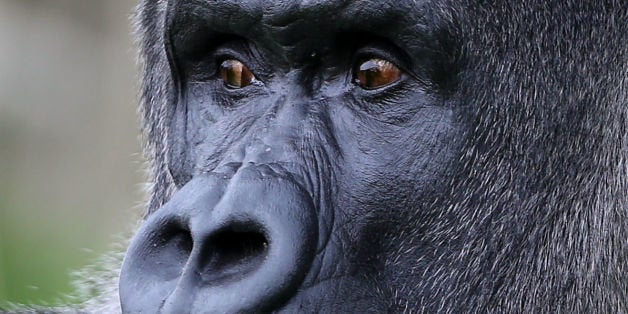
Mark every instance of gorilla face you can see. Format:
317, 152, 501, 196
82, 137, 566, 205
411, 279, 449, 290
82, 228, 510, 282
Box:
120, 0, 627, 312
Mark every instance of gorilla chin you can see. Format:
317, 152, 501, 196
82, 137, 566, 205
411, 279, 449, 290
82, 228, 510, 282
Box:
117, 0, 627, 312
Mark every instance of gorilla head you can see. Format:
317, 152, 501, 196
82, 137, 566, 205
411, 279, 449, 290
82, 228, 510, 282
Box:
120, 0, 627, 312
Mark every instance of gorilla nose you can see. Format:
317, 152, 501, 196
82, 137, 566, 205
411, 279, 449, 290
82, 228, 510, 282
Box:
120, 163, 319, 313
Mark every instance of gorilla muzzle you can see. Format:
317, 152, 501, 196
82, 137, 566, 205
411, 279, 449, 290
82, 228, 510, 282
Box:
120, 163, 319, 313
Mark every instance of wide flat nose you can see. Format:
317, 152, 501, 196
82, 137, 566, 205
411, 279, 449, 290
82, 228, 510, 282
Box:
120, 163, 319, 313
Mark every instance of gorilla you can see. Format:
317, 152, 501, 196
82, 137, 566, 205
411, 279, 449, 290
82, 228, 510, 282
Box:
93, 0, 628, 312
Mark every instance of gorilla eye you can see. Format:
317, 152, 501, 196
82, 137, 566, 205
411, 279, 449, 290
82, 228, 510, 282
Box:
219, 59, 256, 89
354, 58, 402, 90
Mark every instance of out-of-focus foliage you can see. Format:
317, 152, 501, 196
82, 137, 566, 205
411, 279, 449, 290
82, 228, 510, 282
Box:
0, 0, 142, 306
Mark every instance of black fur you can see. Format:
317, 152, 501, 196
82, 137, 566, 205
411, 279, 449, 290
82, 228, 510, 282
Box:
126, 0, 628, 312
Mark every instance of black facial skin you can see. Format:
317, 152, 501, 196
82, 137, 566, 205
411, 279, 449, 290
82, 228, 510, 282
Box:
122, 0, 627, 312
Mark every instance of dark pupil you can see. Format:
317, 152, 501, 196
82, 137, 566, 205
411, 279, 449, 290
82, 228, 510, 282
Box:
360, 60, 382, 87
356, 58, 401, 90
225, 65, 238, 84
220, 60, 253, 88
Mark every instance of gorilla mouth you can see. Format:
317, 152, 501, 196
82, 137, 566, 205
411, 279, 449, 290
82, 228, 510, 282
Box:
276, 275, 388, 313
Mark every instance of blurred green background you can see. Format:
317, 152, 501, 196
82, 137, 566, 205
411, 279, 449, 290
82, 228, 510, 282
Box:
0, 0, 143, 307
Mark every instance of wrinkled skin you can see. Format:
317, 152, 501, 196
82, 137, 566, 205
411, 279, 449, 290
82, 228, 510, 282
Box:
121, 0, 628, 312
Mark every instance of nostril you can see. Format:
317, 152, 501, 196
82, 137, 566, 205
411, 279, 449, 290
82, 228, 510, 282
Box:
121, 173, 320, 313
167, 229, 194, 257
137, 222, 194, 281
201, 225, 269, 283
211, 229, 268, 266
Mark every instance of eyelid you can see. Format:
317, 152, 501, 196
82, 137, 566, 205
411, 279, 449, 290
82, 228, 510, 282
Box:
213, 49, 250, 70
352, 45, 411, 75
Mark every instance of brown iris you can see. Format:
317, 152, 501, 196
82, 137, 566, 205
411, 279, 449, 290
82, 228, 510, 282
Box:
354, 58, 402, 90
219, 59, 256, 88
